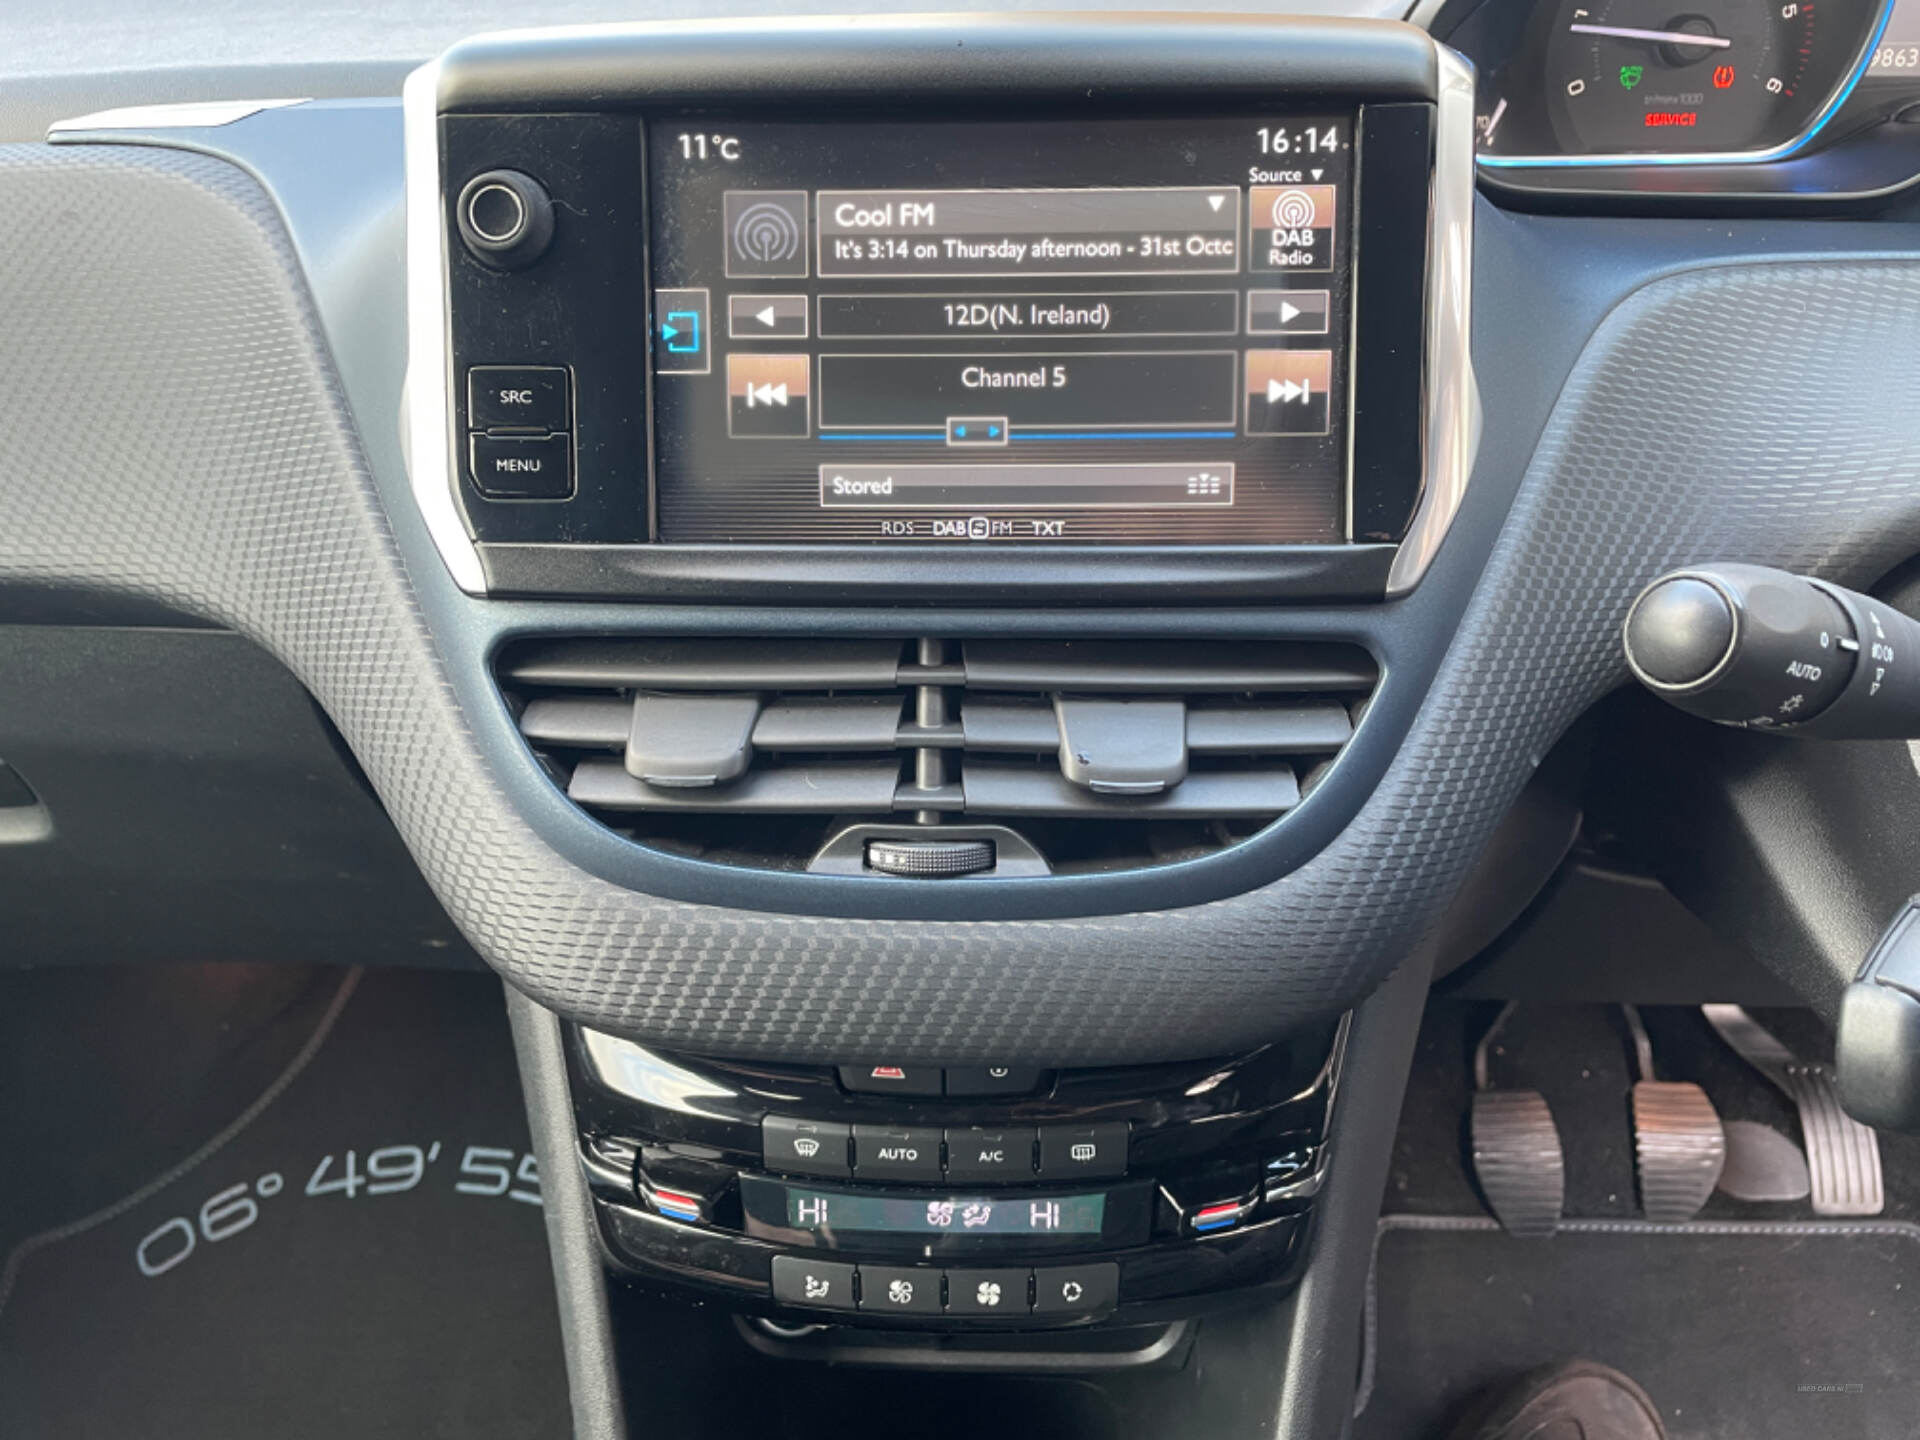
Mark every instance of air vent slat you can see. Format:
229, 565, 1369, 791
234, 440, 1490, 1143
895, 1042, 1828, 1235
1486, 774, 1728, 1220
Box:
752, 697, 905, 751
499, 635, 1374, 875
961, 760, 1300, 818
961, 702, 1062, 752
502, 638, 906, 690
963, 640, 1377, 694
569, 757, 901, 813
1187, 703, 1353, 754
518, 695, 631, 749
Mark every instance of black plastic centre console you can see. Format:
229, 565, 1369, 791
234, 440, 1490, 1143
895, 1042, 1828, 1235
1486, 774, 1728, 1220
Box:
570, 1020, 1344, 1330
395, 10, 1476, 1344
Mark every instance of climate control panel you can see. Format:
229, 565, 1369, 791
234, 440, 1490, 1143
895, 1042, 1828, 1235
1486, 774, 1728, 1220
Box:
568, 1022, 1343, 1329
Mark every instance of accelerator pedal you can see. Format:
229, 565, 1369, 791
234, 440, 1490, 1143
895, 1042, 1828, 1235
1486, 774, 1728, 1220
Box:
1621, 1004, 1726, 1222
1470, 1003, 1565, 1238
1702, 1004, 1883, 1217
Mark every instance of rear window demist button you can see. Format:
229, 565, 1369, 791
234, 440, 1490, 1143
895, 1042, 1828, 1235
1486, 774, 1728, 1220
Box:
1037, 1122, 1128, 1179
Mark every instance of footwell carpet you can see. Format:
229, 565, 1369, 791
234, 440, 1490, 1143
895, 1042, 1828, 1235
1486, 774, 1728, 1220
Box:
1357, 1214, 1920, 1440
0, 966, 568, 1438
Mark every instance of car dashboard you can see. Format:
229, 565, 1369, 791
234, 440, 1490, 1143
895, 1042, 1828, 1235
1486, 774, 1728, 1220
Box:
4, 6, 1920, 1438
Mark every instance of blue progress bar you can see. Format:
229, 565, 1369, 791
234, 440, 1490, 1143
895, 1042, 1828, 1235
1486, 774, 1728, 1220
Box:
820, 432, 946, 441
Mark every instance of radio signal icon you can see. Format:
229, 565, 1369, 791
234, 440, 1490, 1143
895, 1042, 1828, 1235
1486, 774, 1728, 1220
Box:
726, 191, 809, 278
1270, 189, 1318, 231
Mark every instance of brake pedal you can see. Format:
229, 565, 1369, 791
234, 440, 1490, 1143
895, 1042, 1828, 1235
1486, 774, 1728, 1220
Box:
1469, 1003, 1564, 1238
1620, 1005, 1725, 1222
1702, 1004, 1883, 1217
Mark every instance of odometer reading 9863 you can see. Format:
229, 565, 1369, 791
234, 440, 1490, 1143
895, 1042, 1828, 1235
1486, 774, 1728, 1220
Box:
1544, 0, 1854, 154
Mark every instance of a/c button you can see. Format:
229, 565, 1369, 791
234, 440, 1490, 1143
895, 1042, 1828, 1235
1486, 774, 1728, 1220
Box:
945, 1126, 1036, 1182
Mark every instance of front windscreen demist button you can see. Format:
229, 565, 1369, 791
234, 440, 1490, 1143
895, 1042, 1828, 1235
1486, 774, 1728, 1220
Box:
852, 1124, 943, 1182
763, 1116, 851, 1178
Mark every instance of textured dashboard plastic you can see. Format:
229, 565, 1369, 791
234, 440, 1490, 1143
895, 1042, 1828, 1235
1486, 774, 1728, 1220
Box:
4, 143, 1920, 1062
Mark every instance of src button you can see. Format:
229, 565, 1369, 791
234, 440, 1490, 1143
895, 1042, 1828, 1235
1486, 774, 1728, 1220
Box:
468, 366, 569, 432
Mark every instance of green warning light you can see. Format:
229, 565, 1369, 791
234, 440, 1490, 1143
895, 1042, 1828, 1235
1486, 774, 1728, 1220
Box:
1619, 65, 1644, 89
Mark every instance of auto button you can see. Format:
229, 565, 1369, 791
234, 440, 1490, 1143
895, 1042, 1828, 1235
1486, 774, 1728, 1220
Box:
851, 1124, 942, 1182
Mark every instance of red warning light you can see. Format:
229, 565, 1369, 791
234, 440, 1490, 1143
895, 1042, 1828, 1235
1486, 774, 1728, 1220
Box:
1712, 64, 1736, 88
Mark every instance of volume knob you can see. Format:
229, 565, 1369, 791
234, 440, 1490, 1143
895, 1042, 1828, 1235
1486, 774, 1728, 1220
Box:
456, 169, 555, 270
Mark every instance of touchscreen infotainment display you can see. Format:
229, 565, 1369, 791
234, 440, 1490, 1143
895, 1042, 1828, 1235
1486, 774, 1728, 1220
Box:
646, 116, 1355, 545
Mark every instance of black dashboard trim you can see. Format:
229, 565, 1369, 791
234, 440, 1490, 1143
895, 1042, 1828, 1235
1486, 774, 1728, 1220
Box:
433, 16, 1440, 115
476, 541, 1400, 604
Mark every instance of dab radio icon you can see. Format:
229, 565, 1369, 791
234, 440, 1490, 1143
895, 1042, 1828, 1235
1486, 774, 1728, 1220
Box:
1250, 184, 1336, 273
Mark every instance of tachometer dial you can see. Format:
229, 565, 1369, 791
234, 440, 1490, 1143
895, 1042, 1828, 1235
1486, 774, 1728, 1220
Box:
1546, 0, 1845, 154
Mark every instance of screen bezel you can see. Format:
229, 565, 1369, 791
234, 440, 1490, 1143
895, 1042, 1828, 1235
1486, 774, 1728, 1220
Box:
431, 22, 1451, 603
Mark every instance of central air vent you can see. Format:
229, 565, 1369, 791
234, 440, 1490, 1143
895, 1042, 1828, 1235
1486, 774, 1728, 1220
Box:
498, 637, 1377, 876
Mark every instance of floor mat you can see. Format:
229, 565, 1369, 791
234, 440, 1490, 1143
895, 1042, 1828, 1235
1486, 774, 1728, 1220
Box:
0, 966, 569, 1438
1356, 1215, 1920, 1440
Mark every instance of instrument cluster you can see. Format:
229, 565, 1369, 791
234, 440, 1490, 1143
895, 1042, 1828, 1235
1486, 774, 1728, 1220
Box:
1437, 0, 1920, 197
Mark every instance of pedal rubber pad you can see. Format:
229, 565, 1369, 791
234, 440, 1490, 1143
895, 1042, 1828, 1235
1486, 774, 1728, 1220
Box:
1702, 1004, 1883, 1217
1471, 1089, 1564, 1238
1717, 1119, 1812, 1203
1630, 1080, 1726, 1222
